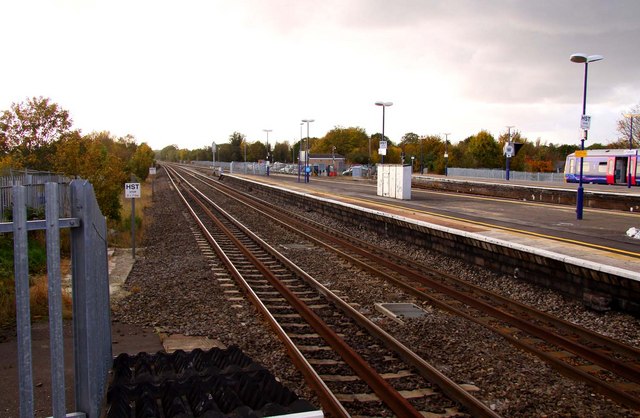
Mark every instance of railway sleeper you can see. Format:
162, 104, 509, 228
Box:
336, 387, 435, 402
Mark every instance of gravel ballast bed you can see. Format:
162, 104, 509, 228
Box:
114, 171, 640, 417
111, 173, 317, 405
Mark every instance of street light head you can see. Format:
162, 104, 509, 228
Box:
263, 129, 272, 133
570, 53, 604, 63
375, 101, 393, 107
570, 53, 588, 63
301, 119, 315, 123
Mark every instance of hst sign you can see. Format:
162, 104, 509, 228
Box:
125, 183, 141, 199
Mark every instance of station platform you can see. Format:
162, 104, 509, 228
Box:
228, 172, 640, 280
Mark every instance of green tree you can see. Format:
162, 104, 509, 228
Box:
400, 132, 420, 145
467, 130, 501, 168
248, 141, 266, 162
273, 142, 291, 162
0, 97, 72, 170
417, 135, 444, 173
228, 132, 245, 162
158, 145, 180, 162
129, 143, 155, 181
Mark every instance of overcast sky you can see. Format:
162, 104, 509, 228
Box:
2, 0, 639, 151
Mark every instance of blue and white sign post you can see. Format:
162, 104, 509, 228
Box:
504, 126, 515, 181
570, 52, 603, 220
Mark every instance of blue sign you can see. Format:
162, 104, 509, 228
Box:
305, 166, 311, 173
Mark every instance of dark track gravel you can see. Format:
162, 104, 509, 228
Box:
113, 169, 640, 417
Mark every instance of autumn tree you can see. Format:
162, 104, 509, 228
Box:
0, 97, 72, 170
51, 131, 128, 220
615, 103, 640, 149
307, 126, 366, 164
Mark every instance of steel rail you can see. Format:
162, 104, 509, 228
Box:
172, 165, 501, 418
168, 167, 428, 418
176, 166, 640, 410
164, 167, 349, 417
178, 178, 425, 418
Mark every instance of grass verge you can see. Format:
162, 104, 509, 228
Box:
108, 177, 154, 248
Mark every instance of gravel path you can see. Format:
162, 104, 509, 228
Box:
113, 169, 640, 417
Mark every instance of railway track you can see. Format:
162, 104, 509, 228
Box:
171, 164, 640, 411
165, 165, 499, 417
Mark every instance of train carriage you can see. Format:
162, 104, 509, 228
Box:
564, 148, 639, 185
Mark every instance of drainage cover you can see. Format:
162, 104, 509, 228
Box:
375, 303, 427, 323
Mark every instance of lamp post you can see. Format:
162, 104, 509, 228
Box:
332, 145, 336, 176
505, 126, 514, 181
420, 136, 424, 174
625, 113, 639, 188
302, 119, 314, 183
443, 133, 450, 176
570, 53, 603, 220
243, 139, 247, 174
263, 129, 272, 176
298, 123, 303, 182
368, 134, 371, 169
375, 101, 392, 164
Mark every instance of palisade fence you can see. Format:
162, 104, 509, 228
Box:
2, 180, 111, 418
0, 169, 72, 222
447, 167, 566, 183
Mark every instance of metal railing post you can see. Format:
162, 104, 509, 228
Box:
13, 186, 34, 418
70, 180, 111, 417
45, 183, 66, 417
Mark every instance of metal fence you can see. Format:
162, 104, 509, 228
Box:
447, 167, 566, 183
2, 180, 111, 418
0, 170, 71, 222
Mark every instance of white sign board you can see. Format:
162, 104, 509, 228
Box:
379, 140, 388, 156
503, 143, 514, 158
125, 183, 141, 199
149, 167, 156, 175
580, 115, 591, 130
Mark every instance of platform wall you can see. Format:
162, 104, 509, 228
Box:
225, 175, 640, 315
